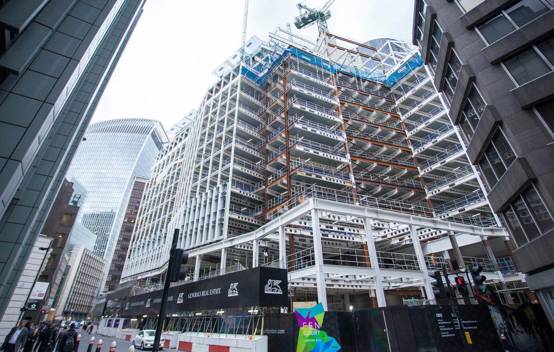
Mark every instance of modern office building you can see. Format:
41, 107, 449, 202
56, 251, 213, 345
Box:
35, 179, 85, 318
55, 244, 104, 321
65, 118, 167, 292
105, 177, 147, 292
122, 123, 190, 282
121, 29, 522, 312
0, 0, 147, 318
413, 0, 554, 327
0, 235, 51, 340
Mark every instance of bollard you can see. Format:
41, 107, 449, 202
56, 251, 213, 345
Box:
128, 345, 135, 352
76, 334, 82, 352
96, 339, 103, 352
87, 336, 95, 352
109, 341, 117, 352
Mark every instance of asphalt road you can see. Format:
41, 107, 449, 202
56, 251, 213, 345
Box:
77, 330, 136, 352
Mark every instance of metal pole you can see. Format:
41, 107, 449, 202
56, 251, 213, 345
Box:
153, 229, 179, 352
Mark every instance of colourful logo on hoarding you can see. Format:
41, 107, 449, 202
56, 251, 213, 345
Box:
294, 303, 341, 352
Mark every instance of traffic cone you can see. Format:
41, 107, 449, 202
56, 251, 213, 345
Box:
87, 337, 95, 352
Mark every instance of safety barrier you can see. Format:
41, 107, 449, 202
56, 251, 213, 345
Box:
117, 329, 138, 341
162, 331, 181, 349
177, 332, 267, 352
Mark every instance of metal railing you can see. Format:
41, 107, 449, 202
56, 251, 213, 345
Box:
411, 124, 455, 150
289, 79, 335, 98
462, 256, 496, 272
425, 165, 474, 192
290, 97, 338, 118
434, 191, 486, 215
288, 247, 448, 272
418, 144, 464, 170
167, 314, 264, 337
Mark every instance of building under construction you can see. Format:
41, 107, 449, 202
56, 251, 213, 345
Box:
121, 28, 523, 311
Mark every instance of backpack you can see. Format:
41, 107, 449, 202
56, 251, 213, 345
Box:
62, 332, 75, 352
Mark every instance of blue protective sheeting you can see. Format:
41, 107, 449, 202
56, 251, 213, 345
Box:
241, 45, 423, 88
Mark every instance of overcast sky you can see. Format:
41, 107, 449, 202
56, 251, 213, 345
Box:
92, 0, 415, 130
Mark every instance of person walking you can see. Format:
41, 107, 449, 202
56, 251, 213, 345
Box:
23, 323, 36, 352
34, 323, 54, 352
57, 324, 77, 352
1, 321, 30, 352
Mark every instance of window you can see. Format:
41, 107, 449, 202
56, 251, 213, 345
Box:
504, 48, 551, 85
535, 98, 554, 136
477, 0, 551, 44
477, 128, 516, 187
441, 49, 463, 104
458, 84, 487, 140
428, 20, 444, 72
415, 0, 428, 45
502, 185, 554, 247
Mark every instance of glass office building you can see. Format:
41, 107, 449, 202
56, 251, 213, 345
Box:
65, 118, 167, 291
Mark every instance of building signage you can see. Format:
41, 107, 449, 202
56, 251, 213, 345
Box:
118, 267, 288, 316
29, 282, 49, 300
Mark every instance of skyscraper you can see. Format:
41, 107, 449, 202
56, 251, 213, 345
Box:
0, 0, 147, 319
412, 0, 554, 327
65, 118, 167, 292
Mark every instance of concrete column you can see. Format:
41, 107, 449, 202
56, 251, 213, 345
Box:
442, 250, 453, 271
483, 237, 514, 304
252, 240, 259, 268
220, 248, 227, 275
311, 208, 327, 310
409, 225, 435, 301
279, 226, 287, 269
364, 218, 386, 307
193, 255, 201, 281
449, 232, 465, 269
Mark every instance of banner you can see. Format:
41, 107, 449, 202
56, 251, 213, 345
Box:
118, 267, 288, 316
29, 282, 49, 300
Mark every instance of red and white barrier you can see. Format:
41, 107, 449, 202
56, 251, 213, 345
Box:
117, 329, 139, 341
162, 331, 181, 349
177, 332, 267, 352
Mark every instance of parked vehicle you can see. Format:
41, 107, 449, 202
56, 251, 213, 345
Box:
133, 330, 160, 350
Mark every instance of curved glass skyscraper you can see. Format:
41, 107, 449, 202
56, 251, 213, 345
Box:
65, 118, 167, 291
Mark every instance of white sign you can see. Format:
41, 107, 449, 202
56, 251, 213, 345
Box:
227, 283, 239, 297
264, 279, 283, 295
29, 282, 49, 300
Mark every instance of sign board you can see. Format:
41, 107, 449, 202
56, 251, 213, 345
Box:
29, 282, 49, 300
115, 267, 288, 316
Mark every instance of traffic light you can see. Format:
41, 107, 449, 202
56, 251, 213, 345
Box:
430, 270, 446, 298
168, 248, 189, 282
455, 275, 468, 297
470, 265, 487, 293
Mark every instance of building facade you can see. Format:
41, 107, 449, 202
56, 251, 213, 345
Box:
413, 0, 554, 327
65, 118, 167, 292
122, 123, 190, 282
0, 0, 147, 318
105, 177, 147, 292
55, 245, 104, 321
36, 178, 84, 318
121, 29, 521, 313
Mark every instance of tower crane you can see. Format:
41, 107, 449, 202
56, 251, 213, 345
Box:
294, 0, 335, 36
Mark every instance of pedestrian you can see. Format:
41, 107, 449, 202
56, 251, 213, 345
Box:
35, 323, 54, 352
23, 323, 36, 352
1, 321, 29, 352
54, 326, 66, 352
57, 324, 77, 352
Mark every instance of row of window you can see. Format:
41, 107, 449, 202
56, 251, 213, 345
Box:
428, 20, 444, 73
444, 0, 554, 250
502, 184, 554, 247
478, 128, 516, 189
477, 0, 552, 44
503, 36, 554, 86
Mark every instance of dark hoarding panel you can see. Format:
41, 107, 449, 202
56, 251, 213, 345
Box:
120, 267, 288, 317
